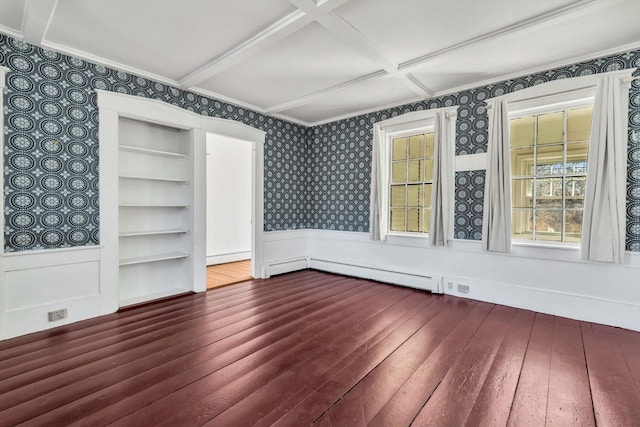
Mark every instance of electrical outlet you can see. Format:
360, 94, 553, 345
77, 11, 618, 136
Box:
447, 281, 454, 290
457, 284, 470, 294
48, 309, 67, 322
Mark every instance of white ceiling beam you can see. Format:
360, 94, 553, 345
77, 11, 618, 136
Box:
395, 74, 433, 98
266, 0, 610, 114
399, 0, 609, 74
265, 70, 387, 113
21, 0, 57, 45
178, 10, 313, 89
289, 0, 397, 73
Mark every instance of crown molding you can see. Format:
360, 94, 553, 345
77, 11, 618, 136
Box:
0, 24, 23, 39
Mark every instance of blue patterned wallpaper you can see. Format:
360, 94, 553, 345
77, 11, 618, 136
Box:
2, 32, 640, 252
308, 50, 640, 251
1, 35, 307, 251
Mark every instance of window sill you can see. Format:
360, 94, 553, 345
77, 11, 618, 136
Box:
511, 240, 580, 251
385, 232, 430, 248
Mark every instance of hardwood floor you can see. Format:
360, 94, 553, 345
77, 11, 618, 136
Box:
1, 270, 639, 426
206, 259, 252, 290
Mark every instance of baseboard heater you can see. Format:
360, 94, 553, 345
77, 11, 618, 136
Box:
262, 256, 310, 278
309, 258, 443, 294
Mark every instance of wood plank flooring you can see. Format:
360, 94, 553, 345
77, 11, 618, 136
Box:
206, 259, 252, 289
1, 270, 639, 426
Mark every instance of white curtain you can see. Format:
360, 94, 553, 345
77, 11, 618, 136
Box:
581, 74, 632, 263
482, 96, 512, 252
429, 112, 455, 246
370, 123, 388, 241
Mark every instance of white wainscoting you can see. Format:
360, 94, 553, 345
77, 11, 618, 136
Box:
2, 229, 638, 339
0, 247, 102, 339
306, 230, 640, 332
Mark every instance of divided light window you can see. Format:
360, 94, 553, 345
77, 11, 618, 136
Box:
389, 131, 435, 233
510, 105, 592, 243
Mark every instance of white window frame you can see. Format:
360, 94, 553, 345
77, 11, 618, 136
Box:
370, 107, 457, 242
509, 95, 595, 248
385, 120, 435, 239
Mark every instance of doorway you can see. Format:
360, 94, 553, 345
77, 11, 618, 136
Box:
205, 133, 253, 289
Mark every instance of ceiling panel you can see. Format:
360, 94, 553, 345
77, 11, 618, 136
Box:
0, 0, 25, 33
198, 22, 383, 109
279, 77, 419, 124
46, 0, 295, 80
411, 1, 640, 95
335, 0, 577, 65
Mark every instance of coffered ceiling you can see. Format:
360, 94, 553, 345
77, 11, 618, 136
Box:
1, 0, 639, 126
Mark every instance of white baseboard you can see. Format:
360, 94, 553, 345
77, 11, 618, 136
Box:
206, 251, 251, 266
307, 229, 640, 332
445, 275, 640, 333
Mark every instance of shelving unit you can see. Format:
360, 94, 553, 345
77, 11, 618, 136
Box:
116, 117, 195, 307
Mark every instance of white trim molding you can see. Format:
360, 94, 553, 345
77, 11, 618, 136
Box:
0, 66, 8, 339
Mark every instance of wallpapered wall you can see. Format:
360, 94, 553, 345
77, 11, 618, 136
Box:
1, 35, 308, 252
308, 49, 640, 250
2, 33, 640, 252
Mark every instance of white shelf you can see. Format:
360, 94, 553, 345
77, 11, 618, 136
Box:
119, 175, 190, 184
119, 144, 187, 159
119, 229, 189, 237
119, 288, 190, 307
119, 252, 189, 266
119, 203, 190, 208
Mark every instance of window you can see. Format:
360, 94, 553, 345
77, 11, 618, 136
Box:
370, 107, 456, 242
510, 104, 592, 243
389, 131, 435, 233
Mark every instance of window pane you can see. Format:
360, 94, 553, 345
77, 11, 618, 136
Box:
424, 158, 434, 181
566, 141, 588, 173
535, 144, 564, 175
392, 161, 407, 183
565, 177, 586, 208
424, 184, 432, 208
511, 116, 535, 147
390, 208, 406, 231
565, 210, 583, 242
534, 177, 563, 197
537, 111, 564, 145
511, 146, 534, 176
512, 209, 533, 240
407, 184, 422, 207
409, 134, 425, 159
407, 209, 421, 232
425, 133, 435, 157
567, 107, 592, 142
535, 178, 563, 208
512, 179, 533, 208
390, 185, 405, 207
423, 208, 431, 232
408, 160, 422, 182
392, 137, 407, 160
535, 210, 562, 241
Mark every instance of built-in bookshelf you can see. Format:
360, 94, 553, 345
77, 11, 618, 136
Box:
117, 118, 194, 307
